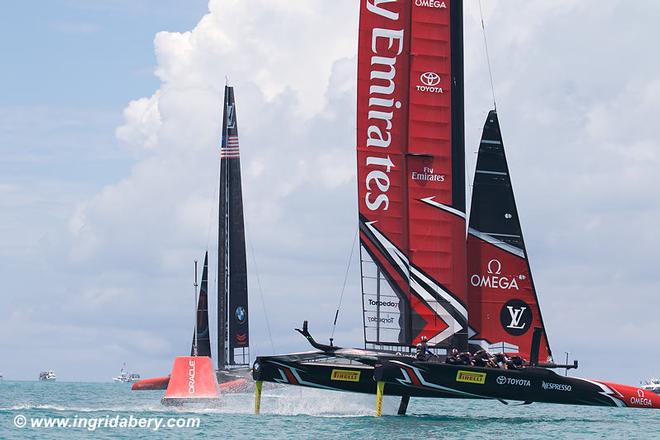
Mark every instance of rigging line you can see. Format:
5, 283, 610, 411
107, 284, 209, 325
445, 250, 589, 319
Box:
331, 226, 359, 340
245, 222, 275, 354
479, 0, 497, 111
192, 259, 199, 356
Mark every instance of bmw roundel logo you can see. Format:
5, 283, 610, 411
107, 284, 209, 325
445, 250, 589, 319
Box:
235, 306, 246, 323
420, 71, 441, 87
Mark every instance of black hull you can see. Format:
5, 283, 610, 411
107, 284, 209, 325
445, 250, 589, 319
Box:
253, 353, 660, 409
253, 356, 462, 398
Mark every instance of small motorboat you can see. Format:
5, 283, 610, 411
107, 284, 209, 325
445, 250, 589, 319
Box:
39, 370, 56, 381
641, 378, 660, 394
113, 364, 140, 383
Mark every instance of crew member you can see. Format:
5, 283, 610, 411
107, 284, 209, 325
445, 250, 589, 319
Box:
445, 348, 460, 364
457, 351, 472, 366
472, 350, 489, 367
507, 355, 526, 370
494, 353, 509, 369
415, 343, 428, 361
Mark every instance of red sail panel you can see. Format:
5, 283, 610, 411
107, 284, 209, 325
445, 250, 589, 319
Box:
406, 0, 467, 347
467, 111, 551, 362
358, 0, 467, 349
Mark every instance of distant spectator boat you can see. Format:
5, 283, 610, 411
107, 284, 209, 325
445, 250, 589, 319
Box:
39, 370, 56, 381
641, 379, 660, 394
113, 363, 140, 383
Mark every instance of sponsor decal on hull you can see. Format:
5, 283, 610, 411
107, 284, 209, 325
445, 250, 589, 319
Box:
542, 381, 572, 392
630, 389, 653, 407
456, 370, 486, 385
188, 359, 196, 394
330, 369, 362, 383
496, 375, 531, 387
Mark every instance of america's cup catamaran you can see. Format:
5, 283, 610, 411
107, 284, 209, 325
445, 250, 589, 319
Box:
252, 0, 660, 414
132, 85, 252, 403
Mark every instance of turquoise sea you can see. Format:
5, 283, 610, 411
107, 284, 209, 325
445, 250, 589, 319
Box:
1, 380, 659, 439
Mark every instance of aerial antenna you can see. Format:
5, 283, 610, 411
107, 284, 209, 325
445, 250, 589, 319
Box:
192, 259, 199, 356
478, 0, 498, 111
225, 75, 230, 86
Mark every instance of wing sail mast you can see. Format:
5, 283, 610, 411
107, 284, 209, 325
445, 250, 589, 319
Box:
357, 0, 468, 351
218, 86, 250, 368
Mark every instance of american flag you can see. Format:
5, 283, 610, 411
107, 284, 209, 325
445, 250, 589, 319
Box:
221, 135, 240, 159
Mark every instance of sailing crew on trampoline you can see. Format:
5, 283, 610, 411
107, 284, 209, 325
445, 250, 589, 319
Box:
494, 353, 509, 369
415, 343, 426, 360
415, 336, 435, 361
420, 336, 433, 356
445, 348, 460, 364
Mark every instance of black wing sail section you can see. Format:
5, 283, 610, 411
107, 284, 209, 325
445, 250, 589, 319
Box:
191, 251, 212, 357
466, 110, 551, 362
218, 85, 249, 368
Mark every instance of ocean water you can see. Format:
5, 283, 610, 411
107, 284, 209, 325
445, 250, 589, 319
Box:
1, 381, 658, 439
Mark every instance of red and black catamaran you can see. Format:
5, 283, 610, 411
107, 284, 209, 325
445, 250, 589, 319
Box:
252, 0, 660, 414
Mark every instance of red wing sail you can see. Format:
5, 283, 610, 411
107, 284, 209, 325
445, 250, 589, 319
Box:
358, 0, 468, 350
467, 110, 552, 362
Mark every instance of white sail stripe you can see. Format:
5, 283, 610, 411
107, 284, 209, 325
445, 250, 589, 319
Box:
410, 265, 467, 319
419, 197, 466, 218
484, 232, 521, 238
409, 277, 462, 344
476, 170, 507, 176
364, 222, 410, 279
468, 228, 526, 259
365, 220, 465, 344
481, 139, 502, 145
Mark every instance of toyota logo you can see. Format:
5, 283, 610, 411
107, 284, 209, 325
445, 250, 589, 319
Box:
497, 376, 507, 385
420, 72, 441, 87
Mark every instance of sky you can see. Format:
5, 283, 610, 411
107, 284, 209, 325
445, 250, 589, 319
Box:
1, 0, 659, 385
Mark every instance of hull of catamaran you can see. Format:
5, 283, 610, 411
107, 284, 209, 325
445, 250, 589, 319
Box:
252, 353, 660, 409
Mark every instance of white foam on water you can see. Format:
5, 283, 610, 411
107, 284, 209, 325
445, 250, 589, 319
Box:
174, 386, 398, 417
